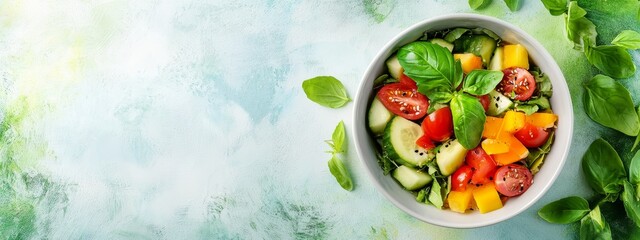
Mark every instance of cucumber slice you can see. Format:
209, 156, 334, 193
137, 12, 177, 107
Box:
455, 35, 497, 65
392, 165, 433, 190
487, 90, 513, 116
368, 97, 393, 135
489, 47, 504, 71
386, 54, 403, 80
383, 117, 434, 167
436, 139, 469, 176
429, 38, 454, 52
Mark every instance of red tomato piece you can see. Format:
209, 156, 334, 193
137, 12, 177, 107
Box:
421, 107, 453, 142
451, 165, 474, 192
514, 123, 550, 148
478, 95, 490, 112
494, 164, 533, 197
465, 147, 498, 185
497, 67, 536, 101
399, 73, 418, 88
415, 135, 435, 150
377, 83, 429, 120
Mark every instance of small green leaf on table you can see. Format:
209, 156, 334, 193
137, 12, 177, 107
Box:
584, 44, 636, 79
302, 76, 350, 108
582, 139, 627, 195
612, 30, 640, 50
579, 206, 612, 240
583, 75, 640, 136
538, 196, 590, 224
541, 0, 568, 16
328, 154, 353, 191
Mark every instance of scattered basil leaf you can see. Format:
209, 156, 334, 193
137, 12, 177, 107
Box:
611, 30, 640, 50
634, 106, 640, 152
541, 0, 568, 16
444, 28, 470, 43
450, 93, 486, 149
331, 121, 346, 153
397, 42, 458, 100
462, 69, 504, 96
515, 104, 539, 115
621, 180, 640, 228
469, 0, 491, 10
503, 0, 522, 11
328, 154, 354, 191
302, 76, 350, 108
630, 149, 640, 185
579, 206, 612, 240
583, 75, 640, 136
581, 138, 627, 194
584, 44, 636, 79
538, 196, 590, 224
428, 178, 444, 208
565, 1, 597, 51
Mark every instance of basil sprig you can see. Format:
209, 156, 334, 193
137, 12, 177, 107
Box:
302, 76, 351, 108
565, 1, 597, 51
326, 121, 354, 191
583, 75, 640, 136
580, 206, 612, 239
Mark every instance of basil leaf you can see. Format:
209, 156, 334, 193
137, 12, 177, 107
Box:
503, 0, 521, 11
583, 75, 640, 136
611, 30, 640, 50
538, 196, 590, 224
584, 44, 636, 79
331, 121, 346, 153
582, 139, 627, 194
453, 60, 464, 90
428, 178, 444, 208
621, 180, 640, 228
302, 76, 350, 108
444, 28, 470, 43
328, 154, 354, 191
541, 0, 568, 16
397, 42, 457, 99
515, 104, 539, 115
565, 1, 597, 51
579, 206, 612, 240
469, 0, 491, 10
450, 93, 486, 149
630, 149, 640, 185
462, 69, 504, 96
634, 106, 640, 152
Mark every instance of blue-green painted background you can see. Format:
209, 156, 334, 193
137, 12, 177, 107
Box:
0, 0, 639, 239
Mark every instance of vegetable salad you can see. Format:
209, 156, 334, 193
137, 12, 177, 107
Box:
368, 27, 558, 214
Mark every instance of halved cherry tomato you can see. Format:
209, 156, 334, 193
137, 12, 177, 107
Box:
399, 73, 418, 88
494, 164, 533, 197
421, 107, 453, 142
478, 95, 490, 112
415, 135, 435, 150
451, 165, 474, 191
497, 67, 536, 101
377, 83, 429, 120
514, 123, 550, 148
465, 147, 498, 185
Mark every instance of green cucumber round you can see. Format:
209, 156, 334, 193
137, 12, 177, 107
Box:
383, 116, 434, 167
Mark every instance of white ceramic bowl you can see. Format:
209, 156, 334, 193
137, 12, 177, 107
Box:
353, 13, 573, 228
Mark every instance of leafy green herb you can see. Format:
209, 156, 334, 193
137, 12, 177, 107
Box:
462, 69, 504, 96
328, 154, 353, 191
471, 28, 501, 41
584, 44, 636, 79
325, 121, 346, 153
503, 0, 521, 11
302, 76, 351, 108
527, 131, 554, 174
528, 97, 551, 110
621, 180, 640, 228
373, 74, 397, 88
375, 148, 396, 176
580, 206, 612, 240
469, 0, 491, 10
450, 93, 486, 149
397, 42, 458, 101
531, 69, 553, 98
541, 0, 568, 16
582, 139, 627, 195
443, 28, 470, 43
634, 106, 640, 152
416, 187, 430, 203
428, 178, 444, 208
565, 1, 597, 51
630, 149, 640, 185
583, 75, 640, 136
538, 196, 590, 224
611, 30, 640, 50
514, 104, 539, 115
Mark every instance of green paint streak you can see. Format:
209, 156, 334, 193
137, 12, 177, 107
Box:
369, 226, 397, 240
363, 0, 397, 23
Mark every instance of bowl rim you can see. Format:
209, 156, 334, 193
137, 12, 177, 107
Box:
352, 13, 574, 228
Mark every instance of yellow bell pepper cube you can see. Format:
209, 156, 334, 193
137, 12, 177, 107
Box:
447, 187, 474, 213
454, 53, 483, 74
501, 111, 526, 133
482, 138, 510, 155
492, 133, 529, 165
502, 44, 529, 70
472, 183, 504, 213
482, 116, 504, 139
526, 112, 558, 129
